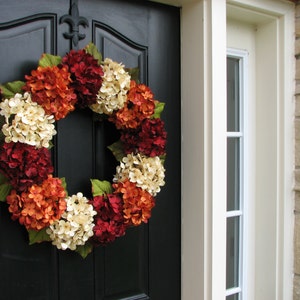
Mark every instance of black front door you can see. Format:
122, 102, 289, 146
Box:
0, 1, 180, 299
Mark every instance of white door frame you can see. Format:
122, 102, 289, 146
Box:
153, 0, 295, 299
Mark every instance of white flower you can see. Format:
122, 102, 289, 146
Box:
90, 58, 131, 114
0, 92, 56, 148
46, 192, 97, 251
113, 153, 165, 196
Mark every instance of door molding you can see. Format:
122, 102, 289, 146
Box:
153, 0, 295, 298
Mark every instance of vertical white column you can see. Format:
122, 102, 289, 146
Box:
181, 0, 227, 299
209, 0, 227, 299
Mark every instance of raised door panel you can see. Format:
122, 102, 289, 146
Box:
93, 21, 148, 83
0, 15, 56, 83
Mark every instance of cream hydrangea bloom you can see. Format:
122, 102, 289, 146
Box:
90, 58, 131, 114
47, 193, 97, 251
113, 153, 165, 196
0, 92, 56, 148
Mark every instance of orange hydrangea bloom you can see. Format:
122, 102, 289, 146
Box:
110, 80, 156, 129
113, 179, 155, 226
24, 64, 77, 120
7, 175, 67, 231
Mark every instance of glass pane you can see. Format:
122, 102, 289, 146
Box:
227, 57, 240, 132
226, 216, 240, 289
227, 138, 240, 211
226, 294, 239, 300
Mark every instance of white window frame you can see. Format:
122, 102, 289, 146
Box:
226, 48, 249, 300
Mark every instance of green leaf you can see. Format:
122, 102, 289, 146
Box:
0, 173, 11, 202
159, 154, 166, 165
28, 228, 51, 245
126, 67, 139, 82
47, 140, 54, 149
107, 140, 125, 161
60, 177, 68, 196
91, 179, 112, 197
38, 53, 62, 68
0, 81, 25, 99
0, 183, 11, 202
85, 42, 102, 64
152, 102, 165, 119
75, 242, 93, 259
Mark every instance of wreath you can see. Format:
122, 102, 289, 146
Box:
0, 43, 167, 258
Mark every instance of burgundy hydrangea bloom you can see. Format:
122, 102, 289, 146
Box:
0, 142, 54, 192
120, 118, 167, 157
62, 49, 104, 108
90, 193, 127, 245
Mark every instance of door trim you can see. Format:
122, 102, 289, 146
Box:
153, 0, 295, 299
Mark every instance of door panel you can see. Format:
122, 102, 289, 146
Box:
94, 22, 148, 83
0, 1, 180, 299
0, 14, 56, 83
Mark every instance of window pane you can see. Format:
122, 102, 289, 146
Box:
226, 216, 240, 289
227, 138, 240, 211
226, 294, 239, 300
227, 57, 240, 132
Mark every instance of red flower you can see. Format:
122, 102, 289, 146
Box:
62, 50, 104, 108
110, 80, 156, 129
7, 175, 67, 231
113, 179, 155, 226
0, 142, 53, 192
121, 118, 167, 157
90, 193, 127, 245
24, 64, 77, 120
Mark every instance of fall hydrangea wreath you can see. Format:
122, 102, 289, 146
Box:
0, 43, 166, 258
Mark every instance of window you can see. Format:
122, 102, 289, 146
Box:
226, 50, 248, 300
